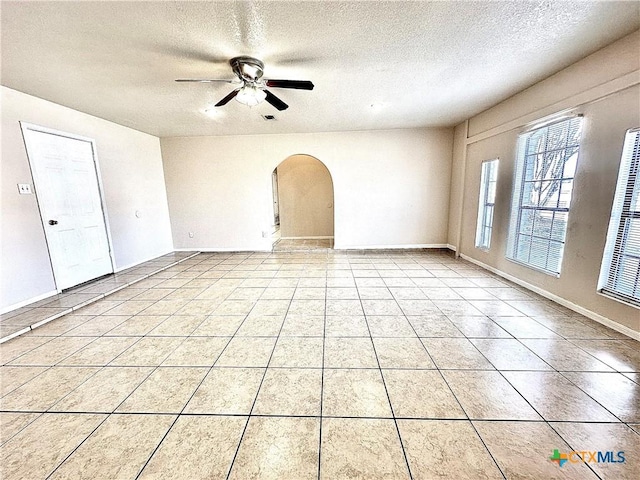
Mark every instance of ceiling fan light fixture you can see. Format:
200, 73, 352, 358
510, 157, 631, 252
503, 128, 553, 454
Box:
235, 85, 267, 107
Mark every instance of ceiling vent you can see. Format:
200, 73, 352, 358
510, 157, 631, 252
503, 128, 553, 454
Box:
262, 114, 277, 121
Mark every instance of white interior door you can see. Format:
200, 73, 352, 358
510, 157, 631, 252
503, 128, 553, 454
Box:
21, 123, 113, 290
272, 170, 280, 225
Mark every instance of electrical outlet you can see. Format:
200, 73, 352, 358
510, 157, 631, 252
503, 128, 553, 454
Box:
17, 183, 32, 194
189, 232, 194, 238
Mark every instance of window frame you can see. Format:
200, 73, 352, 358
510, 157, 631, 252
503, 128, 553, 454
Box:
598, 128, 640, 308
475, 159, 499, 250
506, 115, 584, 276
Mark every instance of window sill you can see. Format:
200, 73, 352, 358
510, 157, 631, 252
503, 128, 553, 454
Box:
597, 290, 640, 310
505, 257, 561, 278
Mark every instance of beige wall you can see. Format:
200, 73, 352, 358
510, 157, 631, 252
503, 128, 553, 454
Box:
161, 128, 453, 251
276, 155, 334, 238
448, 30, 640, 336
1, 87, 174, 311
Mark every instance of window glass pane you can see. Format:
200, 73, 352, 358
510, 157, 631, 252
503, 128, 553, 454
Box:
599, 129, 640, 307
487, 180, 497, 203
539, 151, 565, 182
615, 256, 639, 297
558, 180, 574, 209
523, 156, 534, 179
630, 175, 640, 212
529, 237, 550, 269
519, 209, 535, 235
475, 159, 499, 249
485, 205, 494, 227
566, 119, 582, 146
624, 219, 640, 257
534, 211, 553, 239
547, 241, 564, 272
538, 180, 560, 209
562, 148, 580, 178
550, 212, 568, 242
515, 235, 531, 263
507, 116, 582, 275
545, 121, 569, 152
526, 131, 546, 156
522, 181, 538, 207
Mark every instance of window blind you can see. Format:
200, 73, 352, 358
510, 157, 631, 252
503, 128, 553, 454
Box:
506, 116, 583, 275
475, 159, 499, 250
599, 128, 640, 307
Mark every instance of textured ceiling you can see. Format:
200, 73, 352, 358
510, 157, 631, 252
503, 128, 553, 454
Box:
1, 1, 638, 137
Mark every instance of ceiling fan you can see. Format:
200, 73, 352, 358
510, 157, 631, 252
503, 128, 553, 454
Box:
176, 56, 314, 111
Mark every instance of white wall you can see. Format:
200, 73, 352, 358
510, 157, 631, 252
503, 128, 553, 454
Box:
1, 87, 174, 311
161, 128, 453, 251
448, 30, 640, 336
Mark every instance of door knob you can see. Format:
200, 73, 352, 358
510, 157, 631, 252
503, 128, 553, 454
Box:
48, 220, 58, 225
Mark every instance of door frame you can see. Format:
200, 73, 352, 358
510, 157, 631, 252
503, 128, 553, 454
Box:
20, 122, 116, 293
271, 169, 280, 226
271, 154, 335, 242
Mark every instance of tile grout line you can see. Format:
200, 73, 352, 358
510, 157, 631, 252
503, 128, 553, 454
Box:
440, 299, 624, 479
459, 337, 607, 479
44, 412, 112, 480
132, 306, 239, 479
43, 254, 214, 479
394, 262, 507, 479
467, 315, 635, 428
356, 266, 414, 480
2, 249, 637, 479
223, 260, 296, 480
317, 261, 328, 480
1, 408, 635, 423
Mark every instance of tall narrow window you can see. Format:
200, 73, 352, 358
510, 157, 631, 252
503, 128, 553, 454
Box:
507, 116, 583, 275
476, 159, 499, 250
599, 128, 640, 307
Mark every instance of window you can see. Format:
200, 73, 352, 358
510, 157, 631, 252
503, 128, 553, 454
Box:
506, 116, 583, 275
599, 129, 640, 307
475, 159, 499, 249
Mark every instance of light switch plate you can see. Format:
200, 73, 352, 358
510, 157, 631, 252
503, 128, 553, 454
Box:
18, 183, 32, 194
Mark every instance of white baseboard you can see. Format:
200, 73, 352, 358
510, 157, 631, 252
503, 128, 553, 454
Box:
460, 253, 640, 341
0, 327, 31, 344
113, 249, 175, 273
1, 289, 59, 315
334, 243, 449, 250
173, 247, 272, 253
280, 236, 334, 240
447, 244, 457, 252
0, 251, 197, 318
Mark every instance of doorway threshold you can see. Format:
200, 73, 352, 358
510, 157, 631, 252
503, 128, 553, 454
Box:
272, 238, 334, 251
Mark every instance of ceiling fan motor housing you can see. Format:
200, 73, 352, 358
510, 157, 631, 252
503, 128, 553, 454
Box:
230, 56, 265, 83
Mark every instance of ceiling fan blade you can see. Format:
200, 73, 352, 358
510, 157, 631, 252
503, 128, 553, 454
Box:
265, 80, 314, 90
175, 78, 237, 83
215, 89, 241, 107
264, 90, 289, 111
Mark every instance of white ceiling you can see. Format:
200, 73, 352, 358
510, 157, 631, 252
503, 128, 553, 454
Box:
1, 1, 638, 138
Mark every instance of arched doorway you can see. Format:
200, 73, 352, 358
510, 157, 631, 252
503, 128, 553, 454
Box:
271, 154, 334, 250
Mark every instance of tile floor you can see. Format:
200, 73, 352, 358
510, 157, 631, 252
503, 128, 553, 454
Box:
0, 252, 198, 342
0, 248, 638, 479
